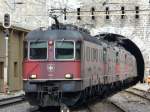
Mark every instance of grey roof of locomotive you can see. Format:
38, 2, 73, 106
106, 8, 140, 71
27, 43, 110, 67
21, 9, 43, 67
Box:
26, 29, 83, 41
25, 24, 125, 50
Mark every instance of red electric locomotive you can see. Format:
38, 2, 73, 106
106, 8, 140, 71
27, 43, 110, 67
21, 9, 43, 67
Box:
23, 21, 144, 107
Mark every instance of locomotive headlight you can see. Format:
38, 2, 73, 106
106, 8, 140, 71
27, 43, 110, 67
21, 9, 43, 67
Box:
65, 74, 73, 79
48, 41, 53, 45
30, 74, 37, 79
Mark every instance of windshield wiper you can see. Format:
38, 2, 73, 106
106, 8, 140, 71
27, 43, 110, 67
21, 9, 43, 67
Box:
57, 38, 65, 47
34, 38, 41, 44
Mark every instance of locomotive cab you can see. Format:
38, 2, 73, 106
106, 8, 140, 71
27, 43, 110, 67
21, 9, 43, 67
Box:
23, 32, 84, 106
23, 40, 82, 80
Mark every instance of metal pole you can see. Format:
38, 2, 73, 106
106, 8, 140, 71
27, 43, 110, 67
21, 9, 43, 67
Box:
3, 12, 11, 93
4, 36, 9, 93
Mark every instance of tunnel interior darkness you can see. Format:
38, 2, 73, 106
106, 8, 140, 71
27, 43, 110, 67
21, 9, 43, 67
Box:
95, 33, 145, 82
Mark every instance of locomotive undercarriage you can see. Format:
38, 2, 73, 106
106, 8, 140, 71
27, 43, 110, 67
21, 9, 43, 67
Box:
24, 76, 138, 107
24, 80, 83, 107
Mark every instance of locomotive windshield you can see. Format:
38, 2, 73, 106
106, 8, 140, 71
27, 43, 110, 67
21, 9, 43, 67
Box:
55, 41, 74, 59
29, 41, 47, 59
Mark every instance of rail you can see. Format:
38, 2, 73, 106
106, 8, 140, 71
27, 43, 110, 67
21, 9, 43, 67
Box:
0, 95, 25, 107
125, 88, 150, 101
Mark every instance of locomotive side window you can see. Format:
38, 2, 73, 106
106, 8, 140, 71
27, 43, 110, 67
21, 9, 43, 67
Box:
29, 41, 47, 59
99, 49, 102, 62
76, 41, 81, 60
103, 48, 107, 63
55, 41, 74, 59
91, 48, 94, 61
116, 52, 119, 64
86, 47, 90, 61
125, 54, 127, 64
93, 48, 98, 62
86, 47, 88, 61
89, 48, 91, 61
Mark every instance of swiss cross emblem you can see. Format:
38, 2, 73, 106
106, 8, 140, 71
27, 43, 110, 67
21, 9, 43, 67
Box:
47, 64, 55, 72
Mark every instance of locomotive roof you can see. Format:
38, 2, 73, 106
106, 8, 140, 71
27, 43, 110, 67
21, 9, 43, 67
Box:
25, 26, 104, 45
26, 28, 84, 41
25, 24, 125, 48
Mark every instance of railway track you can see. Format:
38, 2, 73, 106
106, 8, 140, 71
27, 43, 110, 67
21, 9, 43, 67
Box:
0, 95, 25, 107
110, 101, 129, 112
125, 87, 150, 101
26, 88, 150, 112
1, 87, 149, 112
108, 87, 150, 112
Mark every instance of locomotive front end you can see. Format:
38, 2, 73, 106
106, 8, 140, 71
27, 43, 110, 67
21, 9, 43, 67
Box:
23, 29, 83, 107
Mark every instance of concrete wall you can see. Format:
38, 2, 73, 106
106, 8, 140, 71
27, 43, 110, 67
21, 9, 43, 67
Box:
0, 28, 5, 92
0, 25, 28, 92
8, 30, 24, 91
0, 0, 48, 30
